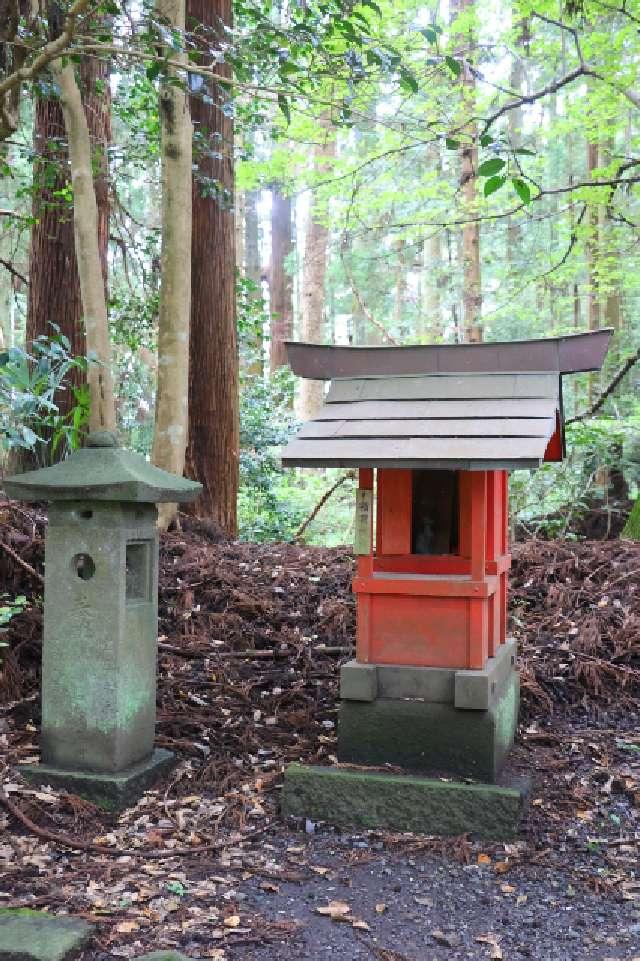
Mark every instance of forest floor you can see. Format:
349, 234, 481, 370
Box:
0, 505, 639, 961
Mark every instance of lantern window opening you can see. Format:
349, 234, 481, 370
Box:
125, 541, 152, 602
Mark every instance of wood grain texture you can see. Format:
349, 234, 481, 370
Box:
327, 373, 559, 403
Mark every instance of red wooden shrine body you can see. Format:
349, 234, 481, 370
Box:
354, 467, 510, 671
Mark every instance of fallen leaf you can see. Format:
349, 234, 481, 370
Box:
351, 919, 370, 931
431, 930, 460, 947
375, 903, 387, 914
477, 853, 492, 866
116, 920, 140, 933
223, 915, 241, 928
476, 933, 503, 959
310, 865, 331, 876
259, 881, 280, 894
500, 883, 516, 895
316, 900, 351, 921
494, 861, 510, 874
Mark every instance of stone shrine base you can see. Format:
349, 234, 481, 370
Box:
338, 640, 519, 783
282, 763, 529, 841
21, 748, 175, 811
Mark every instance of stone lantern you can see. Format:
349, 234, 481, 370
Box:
4, 431, 201, 808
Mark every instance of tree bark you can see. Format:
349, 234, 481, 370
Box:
184, 0, 239, 536
269, 188, 293, 371
51, 60, 115, 431
454, 0, 482, 343
244, 187, 263, 374
27, 47, 110, 426
299, 122, 335, 420
151, 0, 193, 528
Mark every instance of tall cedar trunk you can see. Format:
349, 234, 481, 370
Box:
602, 141, 622, 363
52, 59, 116, 431
269, 188, 293, 371
586, 141, 600, 403
454, 0, 482, 343
299, 122, 335, 419
152, 0, 193, 528
244, 188, 263, 373
184, 0, 239, 535
420, 147, 443, 341
27, 52, 110, 425
507, 17, 526, 269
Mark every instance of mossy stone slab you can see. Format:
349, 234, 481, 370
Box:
282, 763, 527, 840
136, 953, 197, 960
0, 909, 91, 961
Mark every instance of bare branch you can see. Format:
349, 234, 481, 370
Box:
566, 346, 640, 425
0, 257, 28, 286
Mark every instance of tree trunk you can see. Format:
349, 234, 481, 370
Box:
244, 187, 263, 374
299, 122, 335, 420
420, 144, 443, 342
269, 188, 293, 371
454, 0, 482, 343
51, 60, 115, 431
151, 0, 193, 528
586, 141, 600, 404
27, 49, 110, 426
184, 0, 239, 536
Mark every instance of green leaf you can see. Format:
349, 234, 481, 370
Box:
399, 67, 419, 94
421, 27, 438, 43
514, 147, 536, 156
445, 137, 460, 149
277, 94, 291, 125
512, 177, 532, 203
484, 175, 506, 197
359, 0, 382, 15
479, 134, 494, 148
478, 157, 506, 176
445, 56, 461, 78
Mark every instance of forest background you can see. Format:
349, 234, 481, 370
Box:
0, 0, 639, 547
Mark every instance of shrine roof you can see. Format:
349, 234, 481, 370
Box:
281, 331, 612, 470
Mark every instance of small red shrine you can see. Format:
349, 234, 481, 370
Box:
282, 330, 611, 785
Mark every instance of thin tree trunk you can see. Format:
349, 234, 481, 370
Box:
184, 0, 239, 536
27, 47, 110, 428
454, 0, 482, 342
151, 0, 193, 528
244, 187, 263, 374
586, 141, 600, 404
420, 143, 444, 342
299, 121, 335, 420
269, 188, 293, 371
51, 60, 115, 431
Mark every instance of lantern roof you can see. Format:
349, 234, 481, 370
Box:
281, 331, 612, 471
4, 432, 202, 503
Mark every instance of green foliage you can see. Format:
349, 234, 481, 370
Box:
510, 419, 639, 538
0, 329, 90, 466
0, 595, 27, 628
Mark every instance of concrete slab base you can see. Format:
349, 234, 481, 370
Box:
0, 908, 91, 961
338, 670, 519, 782
282, 763, 529, 841
21, 748, 176, 811
135, 954, 195, 961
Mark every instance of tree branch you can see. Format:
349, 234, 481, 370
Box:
0, 257, 28, 286
565, 346, 640, 425
0, 0, 95, 141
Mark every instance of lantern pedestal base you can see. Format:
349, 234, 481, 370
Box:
282, 763, 529, 841
21, 748, 176, 811
338, 668, 519, 782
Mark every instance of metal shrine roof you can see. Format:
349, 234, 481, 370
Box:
281, 331, 612, 471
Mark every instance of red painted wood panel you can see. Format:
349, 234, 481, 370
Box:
377, 469, 412, 555
366, 594, 470, 668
